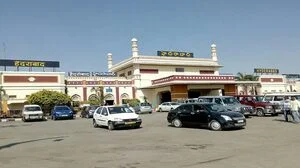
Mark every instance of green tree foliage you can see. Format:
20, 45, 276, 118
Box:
235, 72, 259, 81
27, 90, 72, 114
123, 98, 140, 107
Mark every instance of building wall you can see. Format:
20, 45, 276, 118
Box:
0, 71, 65, 110
138, 65, 219, 88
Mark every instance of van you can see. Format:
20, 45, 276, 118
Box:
22, 104, 45, 122
262, 92, 300, 113
198, 96, 254, 117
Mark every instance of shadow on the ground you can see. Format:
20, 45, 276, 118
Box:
167, 124, 244, 131
0, 136, 68, 151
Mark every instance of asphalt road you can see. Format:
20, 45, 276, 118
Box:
0, 113, 300, 168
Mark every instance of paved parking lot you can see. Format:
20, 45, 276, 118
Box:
1, 113, 300, 168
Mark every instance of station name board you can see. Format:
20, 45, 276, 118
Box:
283, 74, 300, 79
254, 68, 279, 74
0, 59, 60, 68
68, 71, 117, 77
157, 51, 193, 58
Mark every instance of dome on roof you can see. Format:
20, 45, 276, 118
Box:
211, 44, 216, 47
131, 38, 138, 42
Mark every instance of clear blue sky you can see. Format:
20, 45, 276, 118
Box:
1, 0, 299, 74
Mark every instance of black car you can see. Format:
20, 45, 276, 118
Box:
80, 105, 100, 118
167, 103, 246, 131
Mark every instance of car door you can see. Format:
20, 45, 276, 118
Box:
99, 107, 109, 126
94, 107, 103, 125
193, 104, 209, 127
177, 104, 193, 125
165, 103, 172, 111
161, 103, 167, 111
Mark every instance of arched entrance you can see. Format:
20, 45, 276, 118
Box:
104, 94, 115, 105
158, 91, 171, 104
121, 93, 129, 104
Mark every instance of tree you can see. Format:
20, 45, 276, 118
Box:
27, 90, 72, 114
235, 72, 259, 95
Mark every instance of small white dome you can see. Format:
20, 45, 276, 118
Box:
107, 53, 112, 56
211, 44, 216, 47
131, 38, 138, 42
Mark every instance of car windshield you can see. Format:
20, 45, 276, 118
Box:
55, 106, 70, 111
170, 102, 179, 105
90, 106, 99, 110
204, 104, 228, 112
140, 103, 151, 106
222, 97, 239, 104
108, 107, 133, 114
25, 106, 41, 111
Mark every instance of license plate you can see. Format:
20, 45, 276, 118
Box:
125, 121, 136, 125
237, 120, 244, 123
235, 123, 245, 126
62, 115, 68, 117
30, 116, 38, 119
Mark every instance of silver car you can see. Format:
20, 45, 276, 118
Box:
133, 103, 153, 114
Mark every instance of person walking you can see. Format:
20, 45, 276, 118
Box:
283, 96, 291, 122
289, 96, 300, 123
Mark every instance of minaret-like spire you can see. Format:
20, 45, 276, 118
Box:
131, 38, 138, 57
107, 53, 113, 72
211, 44, 218, 61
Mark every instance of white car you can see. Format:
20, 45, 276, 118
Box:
22, 104, 45, 121
93, 106, 142, 130
157, 102, 180, 112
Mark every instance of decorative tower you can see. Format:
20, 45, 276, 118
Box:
211, 44, 218, 61
131, 38, 139, 57
107, 53, 113, 72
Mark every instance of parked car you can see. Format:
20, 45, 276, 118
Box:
22, 104, 45, 122
132, 102, 153, 114
157, 102, 180, 112
81, 105, 100, 118
93, 105, 142, 130
167, 103, 246, 131
235, 95, 277, 116
51, 105, 74, 120
198, 96, 254, 117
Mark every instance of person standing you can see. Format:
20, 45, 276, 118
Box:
289, 96, 300, 123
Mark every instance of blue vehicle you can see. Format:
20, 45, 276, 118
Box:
51, 105, 74, 120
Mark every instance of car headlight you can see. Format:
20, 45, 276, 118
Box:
69, 111, 73, 113
113, 118, 123, 122
221, 115, 232, 121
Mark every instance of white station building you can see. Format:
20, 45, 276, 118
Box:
1, 38, 300, 114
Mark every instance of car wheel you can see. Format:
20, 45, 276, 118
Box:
172, 118, 182, 128
159, 108, 162, 112
149, 112, 152, 114
256, 109, 264, 117
209, 120, 222, 131
22, 117, 27, 122
93, 119, 98, 128
53, 116, 56, 121
134, 124, 141, 129
108, 122, 114, 130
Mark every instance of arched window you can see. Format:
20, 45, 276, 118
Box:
88, 94, 98, 101
71, 94, 81, 101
